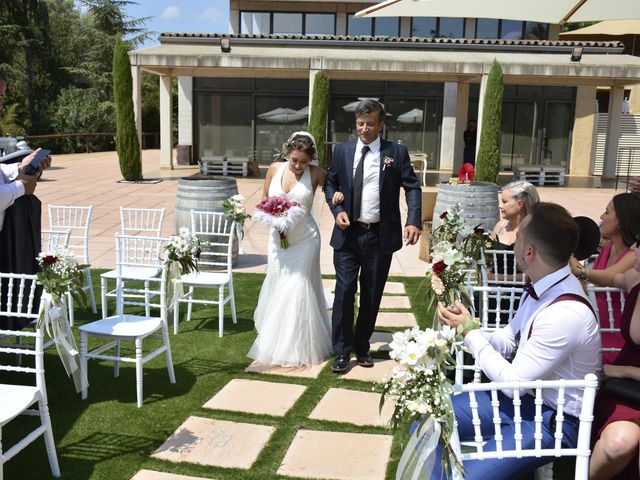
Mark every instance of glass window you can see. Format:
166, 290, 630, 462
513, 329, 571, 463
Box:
500, 20, 523, 39
374, 17, 399, 37
439, 18, 464, 38
476, 19, 499, 39
411, 17, 437, 38
306, 13, 334, 35
240, 12, 270, 35
255, 96, 309, 163
255, 78, 307, 92
525, 22, 548, 40
347, 14, 372, 36
195, 77, 253, 90
197, 94, 252, 160
273, 13, 303, 35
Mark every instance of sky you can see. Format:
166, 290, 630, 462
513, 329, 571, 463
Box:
124, 1, 230, 47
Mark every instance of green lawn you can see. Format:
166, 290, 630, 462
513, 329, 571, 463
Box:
2, 271, 433, 480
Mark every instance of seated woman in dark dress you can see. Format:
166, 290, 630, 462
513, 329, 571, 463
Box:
489, 180, 539, 276
590, 238, 640, 480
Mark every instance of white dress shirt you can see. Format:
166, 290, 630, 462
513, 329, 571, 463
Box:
353, 137, 381, 223
0, 164, 24, 230
464, 265, 601, 417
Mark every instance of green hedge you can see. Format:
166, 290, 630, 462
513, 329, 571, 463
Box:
309, 71, 330, 169
475, 59, 504, 184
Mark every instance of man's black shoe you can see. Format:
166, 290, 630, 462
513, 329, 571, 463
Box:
331, 354, 351, 373
357, 354, 374, 368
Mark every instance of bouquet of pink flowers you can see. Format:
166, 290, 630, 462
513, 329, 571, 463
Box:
253, 196, 306, 248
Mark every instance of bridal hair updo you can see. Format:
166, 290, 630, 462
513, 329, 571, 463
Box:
280, 134, 317, 162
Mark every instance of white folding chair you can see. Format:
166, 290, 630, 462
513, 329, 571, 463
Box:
80, 235, 175, 408
173, 210, 237, 337
48, 205, 96, 325
452, 374, 598, 480
100, 207, 166, 318
0, 273, 60, 478
454, 285, 523, 385
481, 249, 527, 287
586, 284, 625, 360
40, 229, 71, 252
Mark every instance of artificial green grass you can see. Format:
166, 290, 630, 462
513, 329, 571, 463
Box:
2, 271, 432, 480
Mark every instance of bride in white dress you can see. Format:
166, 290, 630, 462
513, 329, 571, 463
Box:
248, 132, 341, 367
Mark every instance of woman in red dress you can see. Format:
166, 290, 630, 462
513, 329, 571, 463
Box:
590, 237, 640, 479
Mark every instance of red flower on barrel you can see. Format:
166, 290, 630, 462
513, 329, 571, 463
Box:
432, 260, 447, 276
43, 255, 58, 265
458, 162, 475, 183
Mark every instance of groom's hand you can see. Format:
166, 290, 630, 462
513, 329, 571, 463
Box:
336, 212, 350, 230
403, 225, 421, 245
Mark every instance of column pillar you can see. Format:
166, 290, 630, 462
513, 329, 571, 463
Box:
308, 65, 321, 121
475, 72, 489, 158
130, 65, 142, 150
603, 86, 624, 179
178, 76, 193, 147
159, 74, 173, 169
439, 82, 458, 171
569, 86, 597, 175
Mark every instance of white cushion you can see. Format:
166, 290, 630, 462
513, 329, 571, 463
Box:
0, 384, 39, 424
79, 314, 163, 338
100, 266, 161, 281
180, 271, 230, 287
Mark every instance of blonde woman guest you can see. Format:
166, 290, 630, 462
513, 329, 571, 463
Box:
573, 193, 640, 364
490, 180, 540, 249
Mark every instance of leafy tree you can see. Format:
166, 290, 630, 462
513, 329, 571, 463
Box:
113, 36, 142, 180
475, 60, 503, 184
0, 104, 27, 137
308, 71, 330, 168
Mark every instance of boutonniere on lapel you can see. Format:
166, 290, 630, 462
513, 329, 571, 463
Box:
383, 156, 395, 171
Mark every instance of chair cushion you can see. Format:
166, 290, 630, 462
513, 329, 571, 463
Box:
0, 384, 39, 424
181, 271, 230, 287
79, 314, 163, 338
100, 266, 161, 280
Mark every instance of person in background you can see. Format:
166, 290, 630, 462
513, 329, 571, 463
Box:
463, 119, 477, 166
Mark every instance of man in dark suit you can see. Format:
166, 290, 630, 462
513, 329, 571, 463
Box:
324, 99, 422, 373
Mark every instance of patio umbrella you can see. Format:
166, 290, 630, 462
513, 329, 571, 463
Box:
258, 108, 307, 123
397, 108, 424, 124
342, 97, 381, 112
354, 0, 640, 24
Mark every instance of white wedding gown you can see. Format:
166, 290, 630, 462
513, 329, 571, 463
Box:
247, 162, 332, 367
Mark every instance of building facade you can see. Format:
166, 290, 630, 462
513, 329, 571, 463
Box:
130, 0, 640, 178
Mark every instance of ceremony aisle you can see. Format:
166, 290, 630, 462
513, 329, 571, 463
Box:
1, 272, 427, 480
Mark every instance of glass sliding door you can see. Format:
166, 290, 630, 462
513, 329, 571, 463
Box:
196, 94, 252, 160
254, 96, 309, 163
541, 101, 573, 166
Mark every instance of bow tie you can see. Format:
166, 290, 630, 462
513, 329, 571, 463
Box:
523, 281, 539, 301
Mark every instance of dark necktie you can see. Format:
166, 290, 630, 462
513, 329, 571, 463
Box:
523, 281, 539, 301
352, 145, 370, 222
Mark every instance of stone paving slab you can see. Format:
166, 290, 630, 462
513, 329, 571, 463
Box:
278, 429, 393, 480
203, 379, 306, 417
309, 388, 395, 427
379, 295, 411, 309
131, 470, 212, 480
376, 312, 418, 328
340, 359, 396, 383
152, 416, 274, 469
369, 331, 393, 352
245, 361, 328, 379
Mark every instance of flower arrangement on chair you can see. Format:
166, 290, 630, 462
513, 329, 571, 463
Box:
165, 227, 202, 275
222, 194, 250, 254
36, 248, 89, 391
381, 325, 468, 479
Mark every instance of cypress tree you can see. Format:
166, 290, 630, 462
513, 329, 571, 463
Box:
475, 59, 503, 183
308, 71, 330, 169
112, 36, 142, 181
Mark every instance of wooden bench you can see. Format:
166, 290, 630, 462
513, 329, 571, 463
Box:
200, 156, 249, 177
513, 164, 565, 186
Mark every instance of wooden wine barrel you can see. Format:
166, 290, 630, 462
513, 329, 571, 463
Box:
175, 175, 239, 268
432, 182, 500, 231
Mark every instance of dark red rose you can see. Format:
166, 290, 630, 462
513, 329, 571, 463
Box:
432, 260, 447, 275
43, 255, 58, 265
439, 211, 448, 219
474, 227, 485, 235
